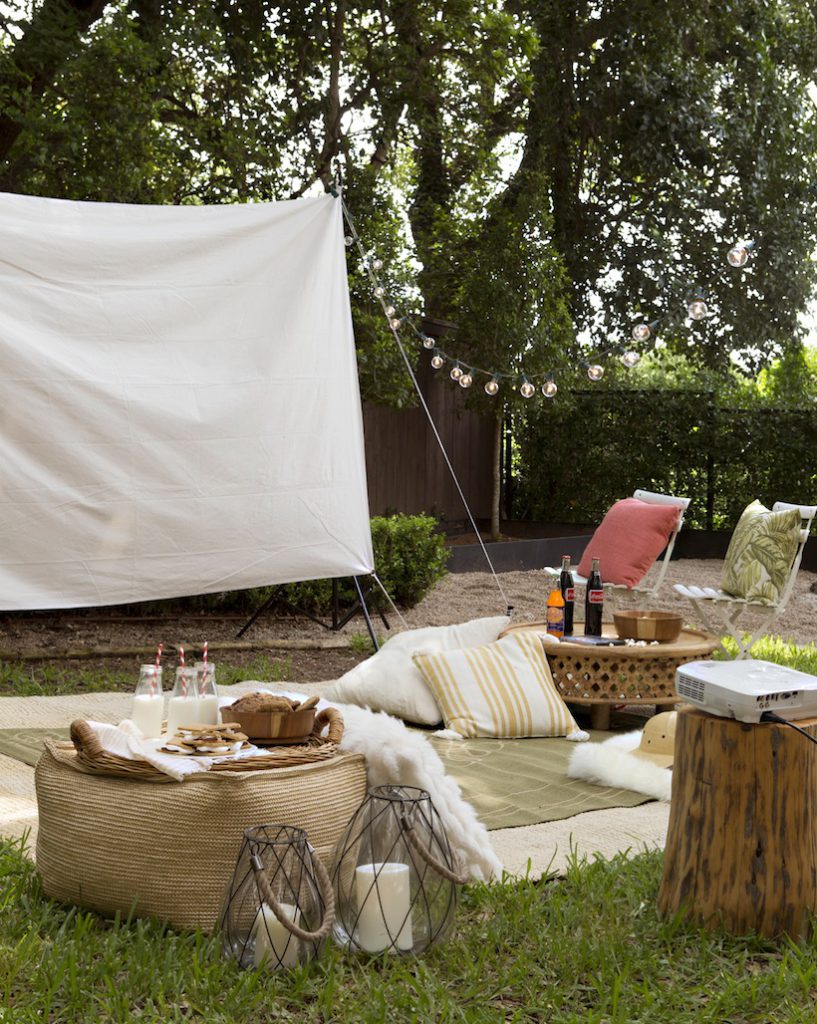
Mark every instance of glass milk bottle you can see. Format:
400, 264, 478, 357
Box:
195, 661, 220, 726
165, 666, 200, 737
130, 665, 164, 739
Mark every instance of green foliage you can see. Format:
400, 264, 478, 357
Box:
5, 835, 817, 1022
719, 634, 817, 672
281, 513, 447, 614
513, 383, 817, 530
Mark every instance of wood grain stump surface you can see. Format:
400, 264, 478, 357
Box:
658, 707, 817, 939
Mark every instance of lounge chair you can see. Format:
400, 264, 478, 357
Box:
674, 501, 816, 659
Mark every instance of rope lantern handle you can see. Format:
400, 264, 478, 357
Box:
400, 816, 470, 885
315, 707, 344, 745
250, 848, 335, 942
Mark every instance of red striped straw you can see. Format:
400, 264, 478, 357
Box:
179, 645, 186, 696
150, 643, 163, 695
200, 640, 208, 696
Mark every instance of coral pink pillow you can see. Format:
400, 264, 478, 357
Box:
577, 498, 681, 588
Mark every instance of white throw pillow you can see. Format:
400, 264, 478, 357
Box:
322, 616, 511, 725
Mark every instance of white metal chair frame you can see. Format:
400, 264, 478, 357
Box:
674, 501, 817, 660
546, 489, 692, 597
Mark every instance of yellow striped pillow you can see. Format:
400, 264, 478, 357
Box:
413, 632, 583, 739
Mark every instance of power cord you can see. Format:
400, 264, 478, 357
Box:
760, 710, 817, 747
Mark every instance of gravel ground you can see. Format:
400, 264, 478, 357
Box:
1, 558, 815, 685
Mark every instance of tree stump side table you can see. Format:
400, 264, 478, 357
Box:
658, 707, 817, 939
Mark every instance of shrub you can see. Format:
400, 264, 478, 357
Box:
282, 513, 448, 614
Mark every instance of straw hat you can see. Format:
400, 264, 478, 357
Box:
631, 711, 677, 769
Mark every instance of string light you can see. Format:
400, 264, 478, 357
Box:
727, 240, 754, 268
344, 189, 757, 401
621, 350, 641, 368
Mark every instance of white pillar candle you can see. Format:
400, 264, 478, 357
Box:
354, 862, 413, 953
252, 902, 301, 969
130, 694, 165, 739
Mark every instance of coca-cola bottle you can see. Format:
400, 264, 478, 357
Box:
584, 557, 604, 637
559, 555, 575, 636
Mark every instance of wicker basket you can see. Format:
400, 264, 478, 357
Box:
35, 737, 367, 932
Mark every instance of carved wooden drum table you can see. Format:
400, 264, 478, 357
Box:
501, 623, 719, 729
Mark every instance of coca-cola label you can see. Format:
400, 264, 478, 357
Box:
563, 587, 575, 602
588, 589, 604, 604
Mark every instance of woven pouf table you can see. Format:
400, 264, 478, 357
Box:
501, 623, 719, 729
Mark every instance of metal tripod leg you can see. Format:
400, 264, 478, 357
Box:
353, 575, 380, 651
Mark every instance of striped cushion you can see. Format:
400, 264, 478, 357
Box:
413, 632, 582, 739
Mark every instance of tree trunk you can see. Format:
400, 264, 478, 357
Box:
491, 410, 502, 542
658, 707, 817, 939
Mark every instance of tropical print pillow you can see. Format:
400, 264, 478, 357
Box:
721, 500, 801, 605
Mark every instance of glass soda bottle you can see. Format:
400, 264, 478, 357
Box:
584, 557, 604, 637
546, 588, 565, 638
559, 555, 575, 636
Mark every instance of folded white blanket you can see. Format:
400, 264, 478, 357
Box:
96, 687, 501, 881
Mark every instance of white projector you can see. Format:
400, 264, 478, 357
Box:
675, 659, 817, 723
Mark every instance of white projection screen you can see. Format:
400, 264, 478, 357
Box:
0, 191, 374, 610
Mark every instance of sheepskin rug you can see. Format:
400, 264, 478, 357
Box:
567, 731, 673, 802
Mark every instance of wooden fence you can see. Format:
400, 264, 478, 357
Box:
362, 362, 494, 520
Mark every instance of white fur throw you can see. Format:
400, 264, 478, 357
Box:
566, 730, 672, 802
260, 689, 502, 882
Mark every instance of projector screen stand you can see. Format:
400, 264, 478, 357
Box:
236, 576, 386, 650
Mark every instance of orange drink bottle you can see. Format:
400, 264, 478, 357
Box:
546, 588, 565, 638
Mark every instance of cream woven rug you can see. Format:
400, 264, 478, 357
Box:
0, 684, 668, 878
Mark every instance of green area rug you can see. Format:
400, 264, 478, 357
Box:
430, 732, 650, 829
0, 726, 652, 831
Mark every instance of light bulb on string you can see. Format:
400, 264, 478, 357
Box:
519, 378, 535, 398
688, 298, 708, 320
431, 353, 444, 369
371, 258, 383, 271
587, 364, 604, 382
344, 235, 353, 247
484, 377, 500, 396
389, 317, 402, 330
542, 379, 558, 398
374, 286, 385, 298
726, 241, 754, 268
450, 364, 463, 381
421, 334, 435, 349
621, 350, 641, 368
632, 323, 651, 342
459, 372, 473, 389
384, 305, 396, 317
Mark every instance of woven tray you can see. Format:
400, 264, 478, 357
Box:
64, 708, 344, 781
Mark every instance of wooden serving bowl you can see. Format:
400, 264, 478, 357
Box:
613, 610, 683, 643
227, 706, 316, 746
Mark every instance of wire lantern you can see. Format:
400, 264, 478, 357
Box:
331, 785, 467, 955
219, 824, 335, 970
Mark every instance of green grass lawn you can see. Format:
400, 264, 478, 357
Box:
2, 836, 816, 1024
4, 634, 817, 1022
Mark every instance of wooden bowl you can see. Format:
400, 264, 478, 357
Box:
227, 707, 316, 746
613, 610, 683, 643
